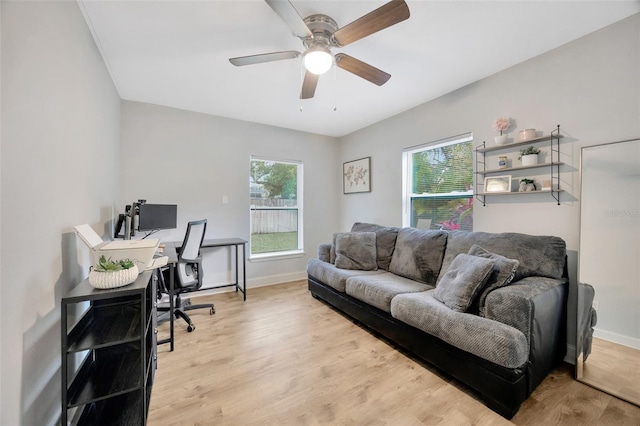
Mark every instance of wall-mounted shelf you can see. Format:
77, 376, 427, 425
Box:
475, 125, 563, 206
478, 162, 565, 176
477, 189, 565, 197
476, 133, 564, 153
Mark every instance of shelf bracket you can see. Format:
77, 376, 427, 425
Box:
551, 124, 561, 205
475, 141, 487, 206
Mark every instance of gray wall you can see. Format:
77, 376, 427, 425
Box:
0, 2, 121, 424
119, 101, 340, 288
0, 1, 638, 423
338, 13, 640, 360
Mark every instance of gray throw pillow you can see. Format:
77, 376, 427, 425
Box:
334, 232, 378, 271
467, 244, 520, 315
433, 253, 494, 312
350, 222, 399, 271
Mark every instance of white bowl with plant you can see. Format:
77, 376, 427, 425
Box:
88, 255, 139, 289
518, 146, 542, 166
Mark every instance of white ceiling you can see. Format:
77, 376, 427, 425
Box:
79, 1, 639, 137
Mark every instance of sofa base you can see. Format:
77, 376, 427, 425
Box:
309, 276, 529, 419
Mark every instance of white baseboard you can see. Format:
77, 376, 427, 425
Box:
594, 328, 640, 349
247, 270, 307, 289
188, 270, 307, 298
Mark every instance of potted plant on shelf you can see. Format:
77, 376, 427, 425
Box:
518, 146, 542, 166
493, 116, 511, 145
519, 178, 536, 192
88, 255, 139, 289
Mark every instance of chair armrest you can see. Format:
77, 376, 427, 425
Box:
318, 243, 332, 263
484, 276, 568, 393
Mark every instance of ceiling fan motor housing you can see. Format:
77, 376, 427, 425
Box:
302, 14, 338, 50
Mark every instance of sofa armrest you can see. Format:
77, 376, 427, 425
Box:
318, 243, 332, 263
484, 276, 568, 393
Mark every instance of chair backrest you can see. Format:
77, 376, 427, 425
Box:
177, 219, 207, 288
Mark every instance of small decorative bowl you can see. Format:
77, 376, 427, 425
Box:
519, 129, 536, 141
89, 265, 139, 289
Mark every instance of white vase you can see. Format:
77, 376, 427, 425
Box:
494, 135, 508, 145
521, 154, 538, 167
89, 265, 139, 289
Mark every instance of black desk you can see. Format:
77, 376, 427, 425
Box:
200, 238, 248, 301
157, 238, 247, 350
168, 237, 247, 301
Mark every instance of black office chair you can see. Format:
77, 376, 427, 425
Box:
159, 219, 215, 332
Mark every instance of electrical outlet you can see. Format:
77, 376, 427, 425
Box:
222, 195, 229, 205
593, 301, 599, 311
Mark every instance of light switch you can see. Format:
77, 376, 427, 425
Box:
222, 195, 229, 205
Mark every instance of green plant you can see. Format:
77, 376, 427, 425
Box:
93, 255, 136, 272
518, 146, 542, 159
520, 178, 534, 184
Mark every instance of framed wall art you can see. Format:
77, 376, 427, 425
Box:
343, 157, 371, 194
483, 175, 512, 193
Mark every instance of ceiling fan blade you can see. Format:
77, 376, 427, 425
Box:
332, 0, 410, 47
300, 71, 319, 99
335, 53, 391, 86
265, 0, 313, 39
229, 51, 301, 66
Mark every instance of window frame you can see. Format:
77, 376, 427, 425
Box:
402, 133, 474, 229
249, 156, 304, 261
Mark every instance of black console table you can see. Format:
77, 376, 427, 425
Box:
168, 237, 247, 301
201, 238, 247, 301
61, 270, 156, 425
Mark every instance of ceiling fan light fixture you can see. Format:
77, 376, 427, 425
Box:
303, 46, 333, 75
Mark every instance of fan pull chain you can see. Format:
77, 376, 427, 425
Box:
332, 62, 338, 112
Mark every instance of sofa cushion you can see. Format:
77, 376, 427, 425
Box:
388, 228, 448, 285
438, 231, 566, 284
433, 254, 494, 312
335, 232, 378, 271
390, 290, 529, 369
307, 259, 384, 292
350, 222, 399, 271
345, 273, 433, 313
468, 244, 520, 314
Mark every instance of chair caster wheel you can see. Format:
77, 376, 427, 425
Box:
187, 323, 195, 332
210, 307, 215, 315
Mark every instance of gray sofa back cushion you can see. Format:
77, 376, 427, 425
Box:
438, 231, 566, 284
334, 232, 378, 271
388, 228, 448, 285
351, 222, 399, 271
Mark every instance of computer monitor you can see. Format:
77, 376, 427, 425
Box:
138, 204, 177, 231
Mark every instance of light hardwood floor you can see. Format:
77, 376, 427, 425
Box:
149, 280, 640, 425
580, 337, 640, 406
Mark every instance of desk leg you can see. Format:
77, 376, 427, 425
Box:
234, 245, 239, 294
242, 243, 247, 301
169, 264, 174, 352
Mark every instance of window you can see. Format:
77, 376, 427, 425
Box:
250, 157, 303, 258
402, 134, 473, 231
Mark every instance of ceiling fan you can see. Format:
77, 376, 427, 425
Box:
229, 0, 410, 99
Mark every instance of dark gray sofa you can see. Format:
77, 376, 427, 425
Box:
307, 223, 568, 419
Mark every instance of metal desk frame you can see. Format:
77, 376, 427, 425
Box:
199, 238, 247, 301
157, 238, 247, 351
